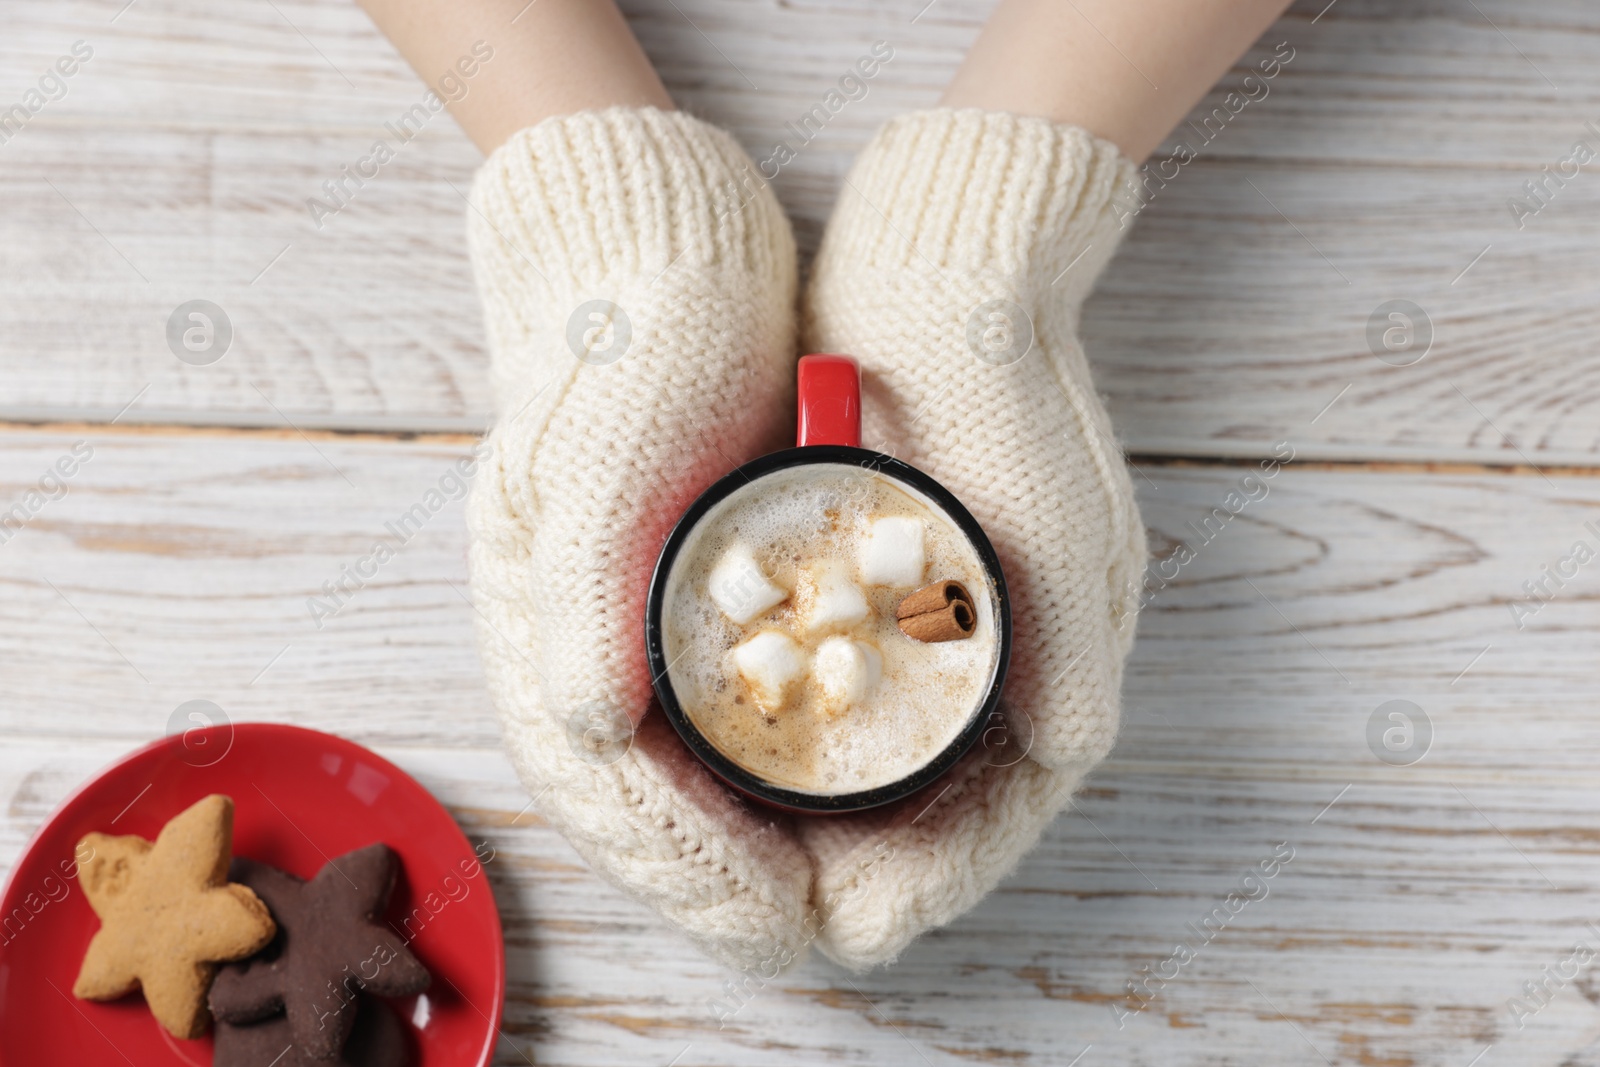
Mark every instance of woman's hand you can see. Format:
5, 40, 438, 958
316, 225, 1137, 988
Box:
791, 108, 1147, 968
464, 108, 818, 972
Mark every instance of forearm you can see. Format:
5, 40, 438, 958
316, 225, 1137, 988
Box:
941, 0, 1294, 161
356, 0, 672, 154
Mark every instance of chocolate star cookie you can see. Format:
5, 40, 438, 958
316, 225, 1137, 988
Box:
209, 844, 430, 1060
72, 794, 276, 1039
212, 994, 411, 1067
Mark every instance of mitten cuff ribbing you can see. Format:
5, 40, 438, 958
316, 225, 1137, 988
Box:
811, 108, 1135, 309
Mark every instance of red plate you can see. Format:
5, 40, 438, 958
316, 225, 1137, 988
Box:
0, 723, 504, 1066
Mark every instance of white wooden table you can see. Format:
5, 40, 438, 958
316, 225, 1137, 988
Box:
5, 1, 1600, 1063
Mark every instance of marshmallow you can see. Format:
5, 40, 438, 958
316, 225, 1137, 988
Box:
812, 636, 883, 717
861, 516, 925, 587
731, 630, 807, 712
707, 543, 787, 624
795, 560, 870, 634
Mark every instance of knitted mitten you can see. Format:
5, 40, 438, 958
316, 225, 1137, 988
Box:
796, 109, 1148, 969
463, 107, 814, 971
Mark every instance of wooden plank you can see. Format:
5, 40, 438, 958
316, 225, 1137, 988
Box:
7, 426, 1600, 1061
10, 424, 1600, 746
0, 426, 498, 747
2, 0, 1600, 463
20, 735, 1600, 1065
1092, 161, 1600, 467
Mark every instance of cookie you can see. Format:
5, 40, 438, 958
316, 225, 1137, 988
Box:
209, 844, 430, 1060
72, 793, 276, 1039
212, 994, 412, 1067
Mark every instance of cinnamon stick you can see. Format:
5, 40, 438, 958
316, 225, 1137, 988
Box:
896, 580, 972, 620
896, 580, 976, 642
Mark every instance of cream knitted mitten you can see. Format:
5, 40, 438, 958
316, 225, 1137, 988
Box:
797, 109, 1148, 968
463, 107, 814, 972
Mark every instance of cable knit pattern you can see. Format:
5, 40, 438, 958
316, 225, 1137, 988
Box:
464, 107, 813, 972
799, 109, 1147, 968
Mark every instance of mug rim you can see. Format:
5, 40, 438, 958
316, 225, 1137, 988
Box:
643, 444, 1012, 814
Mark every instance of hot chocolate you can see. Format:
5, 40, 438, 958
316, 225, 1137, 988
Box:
660, 462, 1001, 795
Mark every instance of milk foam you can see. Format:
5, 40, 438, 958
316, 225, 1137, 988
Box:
662, 463, 998, 795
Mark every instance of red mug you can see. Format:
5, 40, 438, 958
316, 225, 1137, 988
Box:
644, 355, 1012, 813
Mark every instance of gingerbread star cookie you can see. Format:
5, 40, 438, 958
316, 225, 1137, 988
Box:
212, 994, 412, 1067
209, 844, 430, 1061
72, 793, 276, 1039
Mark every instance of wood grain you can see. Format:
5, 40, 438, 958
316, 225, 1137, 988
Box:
6, 427, 1600, 1063
2, 0, 1600, 463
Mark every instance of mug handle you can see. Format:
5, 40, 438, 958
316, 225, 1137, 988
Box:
796, 353, 861, 448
